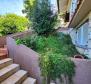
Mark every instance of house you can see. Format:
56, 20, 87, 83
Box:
57, 0, 91, 58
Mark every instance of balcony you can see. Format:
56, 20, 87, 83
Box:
69, 0, 91, 28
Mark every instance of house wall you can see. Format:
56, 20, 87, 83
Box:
87, 11, 91, 58
69, 11, 91, 58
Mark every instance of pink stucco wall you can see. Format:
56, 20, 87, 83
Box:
6, 37, 42, 84
8, 30, 33, 39
0, 36, 6, 47
72, 58, 91, 84
7, 37, 91, 84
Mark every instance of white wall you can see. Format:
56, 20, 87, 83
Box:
87, 12, 91, 58
50, 0, 58, 14
69, 11, 91, 58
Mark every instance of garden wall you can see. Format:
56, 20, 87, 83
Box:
0, 30, 33, 47
72, 58, 91, 84
6, 37, 42, 84
6, 37, 91, 84
8, 30, 33, 39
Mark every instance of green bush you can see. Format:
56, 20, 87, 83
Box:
0, 14, 29, 36
16, 35, 38, 49
16, 34, 77, 84
57, 33, 79, 57
16, 33, 79, 57
34, 35, 62, 54
40, 52, 75, 84
35, 36, 46, 52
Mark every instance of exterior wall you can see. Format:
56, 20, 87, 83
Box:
72, 58, 91, 84
87, 11, 91, 58
70, 11, 91, 58
70, 28, 76, 44
6, 37, 42, 84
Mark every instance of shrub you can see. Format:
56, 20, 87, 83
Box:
16, 34, 38, 49
16, 34, 79, 57
57, 33, 79, 57
34, 36, 46, 52
0, 14, 29, 36
40, 52, 75, 84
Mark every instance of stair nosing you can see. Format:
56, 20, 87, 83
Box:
22, 77, 36, 84
0, 64, 20, 82
0, 58, 12, 64
1, 70, 28, 84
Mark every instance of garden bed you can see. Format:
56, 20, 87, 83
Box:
15, 32, 82, 84
16, 32, 80, 58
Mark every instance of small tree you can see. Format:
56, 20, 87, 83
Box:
23, 0, 57, 36
33, 0, 57, 36
23, 0, 36, 19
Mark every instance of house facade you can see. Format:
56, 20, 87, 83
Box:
58, 0, 91, 58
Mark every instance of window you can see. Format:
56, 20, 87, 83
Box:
76, 22, 88, 46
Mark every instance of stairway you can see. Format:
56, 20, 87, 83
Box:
0, 58, 36, 84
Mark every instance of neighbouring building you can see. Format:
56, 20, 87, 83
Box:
57, 0, 91, 58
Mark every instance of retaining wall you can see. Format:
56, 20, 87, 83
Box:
6, 37, 91, 84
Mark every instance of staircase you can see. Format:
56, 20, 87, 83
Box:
0, 58, 36, 84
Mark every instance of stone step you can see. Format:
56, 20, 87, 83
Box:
0, 48, 8, 54
0, 54, 7, 60
22, 77, 36, 84
50, 83, 55, 84
0, 64, 20, 82
1, 70, 28, 84
0, 48, 8, 60
0, 58, 13, 69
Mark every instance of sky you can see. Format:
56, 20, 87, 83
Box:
0, 0, 58, 16
0, 0, 25, 16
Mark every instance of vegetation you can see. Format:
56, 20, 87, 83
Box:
40, 52, 75, 84
57, 32, 79, 57
22, 1, 77, 84
16, 34, 37, 49
0, 14, 29, 36
16, 33, 76, 84
16, 33, 79, 57
23, 0, 57, 36
23, 0, 36, 19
